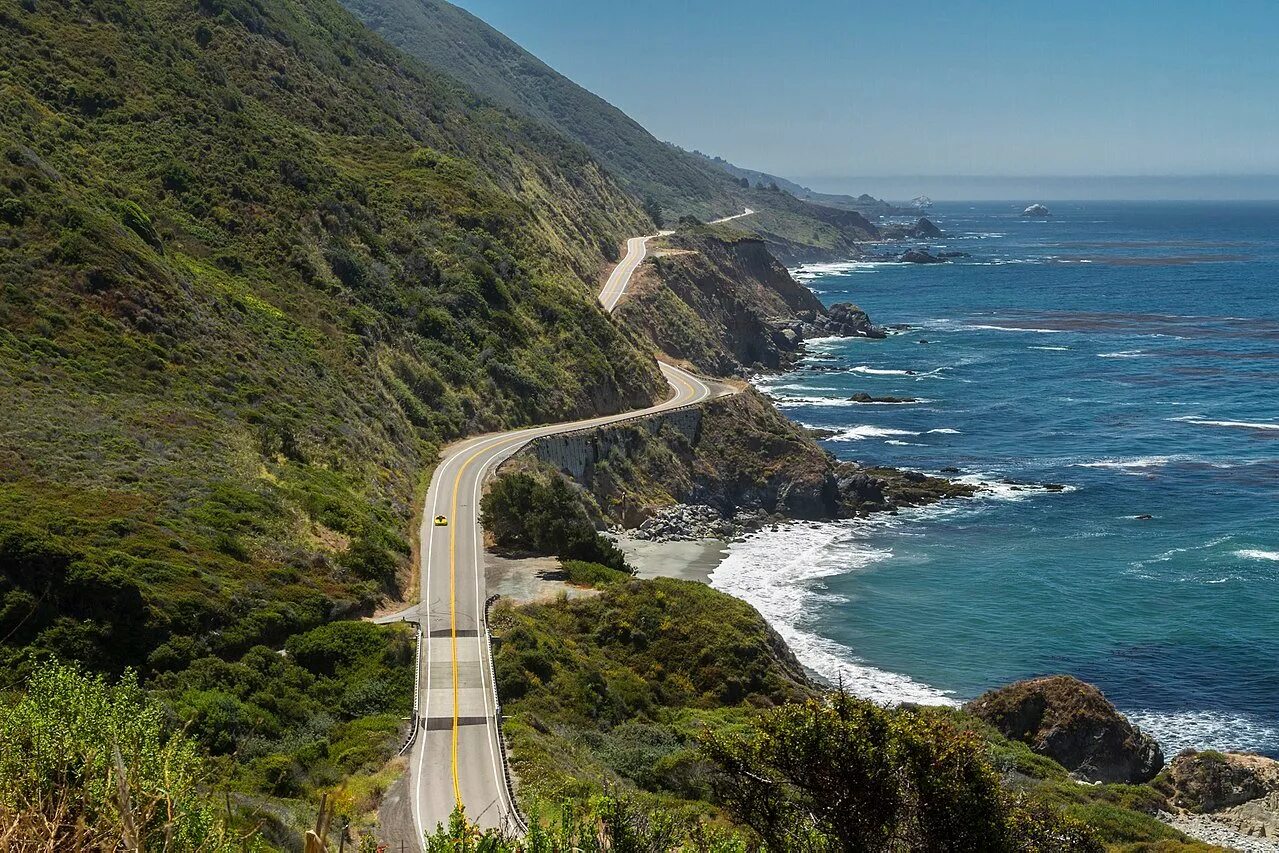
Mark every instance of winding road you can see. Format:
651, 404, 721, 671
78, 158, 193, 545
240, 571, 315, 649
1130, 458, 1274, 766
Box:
394, 213, 749, 841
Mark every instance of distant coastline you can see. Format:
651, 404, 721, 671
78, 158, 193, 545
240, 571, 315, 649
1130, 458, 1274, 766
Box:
787, 175, 1279, 203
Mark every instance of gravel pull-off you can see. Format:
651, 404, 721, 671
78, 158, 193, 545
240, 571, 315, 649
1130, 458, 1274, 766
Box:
1160, 812, 1279, 852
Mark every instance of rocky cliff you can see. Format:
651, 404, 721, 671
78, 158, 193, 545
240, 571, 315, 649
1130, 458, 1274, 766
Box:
616, 224, 884, 376
503, 390, 972, 533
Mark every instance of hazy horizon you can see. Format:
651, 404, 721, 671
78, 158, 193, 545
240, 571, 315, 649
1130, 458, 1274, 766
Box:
790, 174, 1279, 203
452, 0, 1279, 199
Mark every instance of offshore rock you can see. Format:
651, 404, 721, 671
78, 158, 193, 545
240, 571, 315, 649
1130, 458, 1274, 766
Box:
878, 216, 943, 240
806, 302, 887, 338
899, 248, 949, 264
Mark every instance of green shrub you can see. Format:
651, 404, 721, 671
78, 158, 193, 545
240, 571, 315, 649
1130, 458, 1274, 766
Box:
0, 661, 234, 849
480, 470, 629, 570
481, 471, 629, 571
561, 559, 630, 587
701, 690, 1103, 852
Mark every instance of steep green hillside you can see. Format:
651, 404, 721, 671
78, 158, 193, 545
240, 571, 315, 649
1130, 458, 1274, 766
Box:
0, 0, 665, 675
335, 0, 882, 260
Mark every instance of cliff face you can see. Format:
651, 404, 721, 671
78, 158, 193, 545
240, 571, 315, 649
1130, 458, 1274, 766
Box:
616, 226, 880, 376
746, 203, 880, 266
506, 390, 972, 529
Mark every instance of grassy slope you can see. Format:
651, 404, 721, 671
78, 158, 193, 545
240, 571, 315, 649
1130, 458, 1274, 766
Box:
0, 0, 665, 678
334, 0, 883, 261
492, 577, 810, 821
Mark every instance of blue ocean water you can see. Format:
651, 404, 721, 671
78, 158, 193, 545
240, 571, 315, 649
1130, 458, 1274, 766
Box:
710, 201, 1279, 756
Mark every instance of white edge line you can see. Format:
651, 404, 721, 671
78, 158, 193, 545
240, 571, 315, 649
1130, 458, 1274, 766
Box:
412, 232, 726, 842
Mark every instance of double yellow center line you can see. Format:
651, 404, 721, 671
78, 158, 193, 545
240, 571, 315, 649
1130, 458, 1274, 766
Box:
444, 368, 701, 810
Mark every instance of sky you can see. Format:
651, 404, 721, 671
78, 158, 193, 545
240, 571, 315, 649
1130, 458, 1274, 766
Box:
449, 0, 1279, 199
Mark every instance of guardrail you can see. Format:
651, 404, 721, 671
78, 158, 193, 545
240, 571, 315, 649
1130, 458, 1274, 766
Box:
483, 593, 530, 836
398, 620, 424, 757
517, 400, 706, 448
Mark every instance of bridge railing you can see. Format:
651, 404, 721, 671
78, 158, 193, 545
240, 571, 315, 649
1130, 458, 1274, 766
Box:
483, 594, 530, 836
398, 620, 423, 757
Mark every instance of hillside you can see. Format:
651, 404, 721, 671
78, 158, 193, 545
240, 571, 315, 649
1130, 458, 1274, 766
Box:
617, 225, 828, 374
692, 149, 908, 216
0, 0, 665, 682
335, 0, 883, 261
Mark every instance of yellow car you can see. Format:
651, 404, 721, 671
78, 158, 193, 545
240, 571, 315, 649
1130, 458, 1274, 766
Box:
433, 515, 449, 527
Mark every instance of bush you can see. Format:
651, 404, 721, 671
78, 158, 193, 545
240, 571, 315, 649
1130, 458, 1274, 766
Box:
0, 661, 234, 849
561, 559, 630, 587
700, 689, 1103, 852
481, 471, 629, 571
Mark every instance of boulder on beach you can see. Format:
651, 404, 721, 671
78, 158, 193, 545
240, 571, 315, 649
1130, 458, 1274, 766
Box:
1022, 203, 1052, 218
966, 675, 1164, 783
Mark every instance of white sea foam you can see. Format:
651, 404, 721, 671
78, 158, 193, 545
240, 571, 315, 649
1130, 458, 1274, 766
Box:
760, 383, 848, 393
771, 395, 856, 409
828, 425, 921, 442
1127, 535, 1236, 577
849, 365, 914, 376
848, 365, 949, 379
1098, 349, 1148, 358
791, 260, 894, 281
1029, 345, 1071, 351
955, 473, 1077, 501
966, 324, 1066, 334
927, 428, 962, 435
1170, 416, 1279, 432
1078, 454, 1239, 473
1236, 549, 1279, 562
1127, 710, 1279, 757
709, 523, 959, 706
1078, 456, 1188, 471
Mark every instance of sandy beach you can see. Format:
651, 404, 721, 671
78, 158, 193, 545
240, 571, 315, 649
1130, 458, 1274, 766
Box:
485, 535, 729, 604
614, 534, 729, 583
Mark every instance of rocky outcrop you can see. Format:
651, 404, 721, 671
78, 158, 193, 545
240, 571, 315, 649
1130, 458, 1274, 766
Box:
840, 466, 973, 515
1160, 751, 1279, 844
504, 390, 975, 533
802, 302, 886, 339
878, 217, 943, 240
1166, 751, 1279, 813
1022, 203, 1052, 218
966, 675, 1164, 783
618, 227, 885, 374
900, 248, 949, 264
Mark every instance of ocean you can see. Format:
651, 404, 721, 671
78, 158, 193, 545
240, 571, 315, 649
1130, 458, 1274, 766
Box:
710, 201, 1279, 757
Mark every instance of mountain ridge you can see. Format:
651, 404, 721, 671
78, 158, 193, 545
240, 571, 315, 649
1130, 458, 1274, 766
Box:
336, 0, 885, 261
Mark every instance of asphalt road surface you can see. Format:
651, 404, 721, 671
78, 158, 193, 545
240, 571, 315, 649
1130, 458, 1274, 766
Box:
396, 226, 741, 841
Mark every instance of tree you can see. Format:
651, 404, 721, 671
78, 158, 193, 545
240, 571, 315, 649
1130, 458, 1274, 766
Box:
642, 195, 664, 229
481, 472, 629, 571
